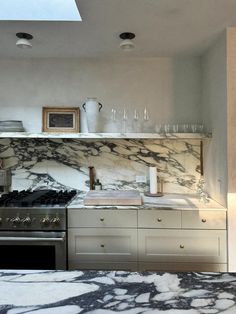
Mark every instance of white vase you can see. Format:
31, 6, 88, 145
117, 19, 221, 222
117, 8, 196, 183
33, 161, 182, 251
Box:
82, 98, 103, 133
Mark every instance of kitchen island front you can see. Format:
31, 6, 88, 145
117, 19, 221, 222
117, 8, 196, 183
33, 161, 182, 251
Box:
0, 270, 236, 313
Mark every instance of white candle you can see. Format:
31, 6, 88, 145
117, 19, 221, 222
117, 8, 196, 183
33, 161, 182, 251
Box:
149, 166, 157, 194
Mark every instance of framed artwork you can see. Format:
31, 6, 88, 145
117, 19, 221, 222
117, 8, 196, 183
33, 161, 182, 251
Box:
42, 107, 80, 132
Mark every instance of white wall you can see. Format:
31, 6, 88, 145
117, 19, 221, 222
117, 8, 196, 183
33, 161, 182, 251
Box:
0, 57, 201, 132
201, 32, 228, 207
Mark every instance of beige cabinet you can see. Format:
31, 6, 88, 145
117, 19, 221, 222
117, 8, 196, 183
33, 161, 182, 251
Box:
138, 210, 227, 272
138, 229, 227, 263
68, 209, 137, 270
182, 210, 226, 229
68, 209, 136, 228
68, 228, 137, 262
138, 209, 181, 228
68, 208, 227, 272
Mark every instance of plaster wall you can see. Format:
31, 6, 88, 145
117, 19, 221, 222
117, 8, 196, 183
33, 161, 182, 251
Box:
0, 57, 201, 132
201, 32, 227, 207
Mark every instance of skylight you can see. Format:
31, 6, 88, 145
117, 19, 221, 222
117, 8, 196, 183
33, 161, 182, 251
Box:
0, 0, 82, 21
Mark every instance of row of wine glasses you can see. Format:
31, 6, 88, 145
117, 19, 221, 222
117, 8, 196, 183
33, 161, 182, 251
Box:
111, 107, 150, 133
155, 124, 204, 133
110, 107, 204, 133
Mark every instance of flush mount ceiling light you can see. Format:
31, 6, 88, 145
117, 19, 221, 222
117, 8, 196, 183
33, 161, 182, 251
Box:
119, 32, 135, 51
16, 32, 33, 48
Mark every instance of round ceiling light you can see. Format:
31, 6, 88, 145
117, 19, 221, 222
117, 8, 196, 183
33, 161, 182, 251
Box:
16, 32, 33, 49
119, 32, 135, 51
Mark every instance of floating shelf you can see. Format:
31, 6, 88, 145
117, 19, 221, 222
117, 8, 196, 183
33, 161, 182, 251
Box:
0, 132, 212, 139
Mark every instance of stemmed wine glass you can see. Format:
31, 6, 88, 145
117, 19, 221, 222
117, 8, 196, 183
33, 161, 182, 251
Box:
143, 107, 150, 132
133, 109, 139, 133
111, 108, 117, 131
122, 108, 128, 133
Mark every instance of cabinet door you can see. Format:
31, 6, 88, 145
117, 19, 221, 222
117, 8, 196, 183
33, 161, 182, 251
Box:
68, 228, 137, 262
68, 209, 137, 228
138, 209, 181, 228
138, 229, 227, 263
182, 211, 226, 229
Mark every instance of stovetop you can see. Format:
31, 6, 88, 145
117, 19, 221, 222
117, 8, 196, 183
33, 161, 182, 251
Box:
0, 189, 77, 208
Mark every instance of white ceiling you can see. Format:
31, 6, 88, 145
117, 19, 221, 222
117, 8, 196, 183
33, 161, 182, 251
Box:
0, 0, 236, 58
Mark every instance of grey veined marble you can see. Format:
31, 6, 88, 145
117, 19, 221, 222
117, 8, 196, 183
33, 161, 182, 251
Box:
0, 270, 236, 313
0, 138, 201, 193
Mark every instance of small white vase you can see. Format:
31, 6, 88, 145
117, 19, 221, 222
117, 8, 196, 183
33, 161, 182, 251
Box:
82, 98, 103, 133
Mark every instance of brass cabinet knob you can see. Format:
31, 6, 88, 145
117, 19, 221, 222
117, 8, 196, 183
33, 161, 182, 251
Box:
100, 244, 105, 248
157, 218, 162, 222
100, 218, 104, 222
180, 244, 184, 249
201, 219, 207, 223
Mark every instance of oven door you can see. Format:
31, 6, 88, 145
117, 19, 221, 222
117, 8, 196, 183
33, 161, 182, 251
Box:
0, 231, 66, 270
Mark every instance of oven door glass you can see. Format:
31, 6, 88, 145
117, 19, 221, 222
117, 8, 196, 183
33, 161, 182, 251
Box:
0, 231, 66, 270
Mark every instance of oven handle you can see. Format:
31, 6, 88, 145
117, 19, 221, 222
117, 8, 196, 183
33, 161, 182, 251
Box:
0, 237, 65, 242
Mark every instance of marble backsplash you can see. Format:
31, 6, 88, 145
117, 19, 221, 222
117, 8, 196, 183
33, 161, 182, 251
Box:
0, 138, 201, 194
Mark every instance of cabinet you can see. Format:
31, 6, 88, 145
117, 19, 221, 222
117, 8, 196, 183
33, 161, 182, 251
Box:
138, 209, 227, 272
68, 208, 227, 272
68, 209, 137, 270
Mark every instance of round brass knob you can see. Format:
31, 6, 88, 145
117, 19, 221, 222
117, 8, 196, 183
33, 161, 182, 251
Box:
100, 244, 105, 248
202, 219, 206, 223
100, 218, 104, 222
157, 218, 162, 222
180, 244, 184, 249
0, 217, 2, 224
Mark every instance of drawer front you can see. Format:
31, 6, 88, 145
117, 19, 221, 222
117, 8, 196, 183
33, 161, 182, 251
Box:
182, 211, 226, 229
138, 210, 181, 228
68, 209, 137, 228
68, 228, 137, 262
138, 229, 227, 263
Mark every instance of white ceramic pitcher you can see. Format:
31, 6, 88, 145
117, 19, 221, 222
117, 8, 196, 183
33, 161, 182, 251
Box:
82, 97, 103, 133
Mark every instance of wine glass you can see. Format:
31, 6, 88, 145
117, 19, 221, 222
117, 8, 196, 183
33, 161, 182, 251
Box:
122, 108, 128, 133
111, 108, 117, 131
133, 109, 139, 133
164, 124, 170, 134
143, 107, 150, 132
143, 107, 149, 121
172, 124, 179, 133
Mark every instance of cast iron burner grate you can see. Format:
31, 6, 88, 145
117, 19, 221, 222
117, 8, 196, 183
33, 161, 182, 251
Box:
0, 190, 77, 207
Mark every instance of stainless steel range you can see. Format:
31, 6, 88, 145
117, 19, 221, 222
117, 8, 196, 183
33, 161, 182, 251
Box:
0, 189, 76, 270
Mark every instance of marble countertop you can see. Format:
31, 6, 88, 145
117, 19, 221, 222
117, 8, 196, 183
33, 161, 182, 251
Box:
0, 270, 235, 313
68, 192, 226, 211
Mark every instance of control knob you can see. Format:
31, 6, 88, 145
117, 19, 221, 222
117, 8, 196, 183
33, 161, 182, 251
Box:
0, 217, 2, 224
40, 216, 50, 227
51, 217, 60, 226
22, 216, 32, 226
10, 217, 21, 226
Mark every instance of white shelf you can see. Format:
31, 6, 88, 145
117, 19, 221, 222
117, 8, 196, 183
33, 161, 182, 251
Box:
0, 132, 212, 139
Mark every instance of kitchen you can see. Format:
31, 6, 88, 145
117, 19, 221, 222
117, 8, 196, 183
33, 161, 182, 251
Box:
0, 0, 236, 312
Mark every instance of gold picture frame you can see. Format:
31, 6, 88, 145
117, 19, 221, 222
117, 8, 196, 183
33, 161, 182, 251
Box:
42, 107, 80, 133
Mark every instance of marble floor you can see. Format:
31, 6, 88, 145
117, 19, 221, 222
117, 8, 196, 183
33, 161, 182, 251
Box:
0, 270, 236, 313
